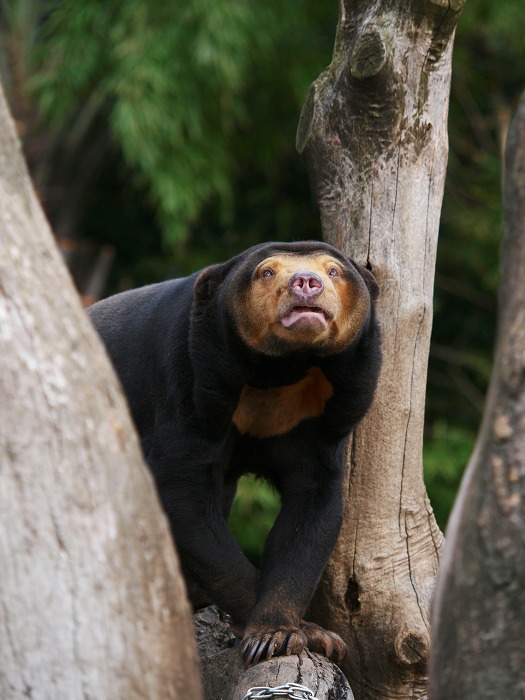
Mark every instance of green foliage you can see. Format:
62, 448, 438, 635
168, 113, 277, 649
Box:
229, 475, 280, 567
0, 1, 40, 97
31, 0, 336, 246
424, 422, 476, 529
422, 2, 525, 522
427, 0, 525, 431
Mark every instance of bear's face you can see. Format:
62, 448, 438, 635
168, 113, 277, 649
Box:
231, 250, 372, 357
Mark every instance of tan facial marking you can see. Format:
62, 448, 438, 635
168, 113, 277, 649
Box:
234, 252, 370, 356
232, 367, 334, 438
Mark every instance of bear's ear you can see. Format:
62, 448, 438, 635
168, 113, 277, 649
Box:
350, 261, 380, 301
194, 265, 224, 304
194, 260, 235, 306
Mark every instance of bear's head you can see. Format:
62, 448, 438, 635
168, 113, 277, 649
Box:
194, 241, 378, 358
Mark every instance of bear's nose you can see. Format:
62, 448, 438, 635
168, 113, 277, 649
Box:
289, 271, 324, 298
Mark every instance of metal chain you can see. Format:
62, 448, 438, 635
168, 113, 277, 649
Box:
241, 682, 319, 700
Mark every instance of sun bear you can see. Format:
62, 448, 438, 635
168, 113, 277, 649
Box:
88, 240, 381, 668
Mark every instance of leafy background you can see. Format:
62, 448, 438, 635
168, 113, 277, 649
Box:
1, 0, 523, 562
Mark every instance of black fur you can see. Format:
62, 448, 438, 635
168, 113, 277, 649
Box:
88, 240, 381, 666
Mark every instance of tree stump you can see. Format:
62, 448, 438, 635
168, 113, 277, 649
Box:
194, 607, 354, 700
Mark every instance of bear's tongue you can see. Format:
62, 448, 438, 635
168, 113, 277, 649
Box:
281, 306, 327, 329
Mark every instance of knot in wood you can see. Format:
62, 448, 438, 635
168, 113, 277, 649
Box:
345, 575, 361, 614
349, 29, 386, 79
492, 412, 513, 440
394, 630, 429, 666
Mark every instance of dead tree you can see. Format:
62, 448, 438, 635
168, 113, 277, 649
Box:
0, 82, 202, 699
429, 90, 525, 699
295, 1, 464, 697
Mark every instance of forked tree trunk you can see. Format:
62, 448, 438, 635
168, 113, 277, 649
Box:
429, 91, 525, 700
0, 83, 202, 699
297, 1, 464, 697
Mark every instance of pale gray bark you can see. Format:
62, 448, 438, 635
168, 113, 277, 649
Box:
429, 90, 525, 699
0, 82, 202, 699
297, 1, 465, 697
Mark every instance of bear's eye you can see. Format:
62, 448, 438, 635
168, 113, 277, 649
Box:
261, 268, 274, 279
328, 267, 339, 277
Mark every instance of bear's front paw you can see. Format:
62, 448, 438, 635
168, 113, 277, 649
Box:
240, 625, 307, 669
300, 621, 347, 663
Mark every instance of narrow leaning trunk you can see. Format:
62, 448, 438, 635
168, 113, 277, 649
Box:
297, 1, 464, 697
0, 82, 202, 699
429, 91, 525, 699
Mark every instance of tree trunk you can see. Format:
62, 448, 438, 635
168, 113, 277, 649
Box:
429, 90, 525, 699
297, 2, 464, 697
0, 82, 202, 699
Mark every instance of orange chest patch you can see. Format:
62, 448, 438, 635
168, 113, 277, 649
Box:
232, 367, 333, 438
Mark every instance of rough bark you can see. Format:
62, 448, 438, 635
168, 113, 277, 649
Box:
429, 91, 525, 699
194, 607, 354, 700
297, 1, 464, 697
0, 82, 202, 699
